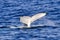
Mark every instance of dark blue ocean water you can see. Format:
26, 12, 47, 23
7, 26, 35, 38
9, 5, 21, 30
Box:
0, 0, 60, 40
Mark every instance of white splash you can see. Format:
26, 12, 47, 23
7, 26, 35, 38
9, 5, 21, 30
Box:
20, 13, 46, 28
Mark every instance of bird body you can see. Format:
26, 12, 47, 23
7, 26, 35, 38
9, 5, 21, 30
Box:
20, 13, 46, 28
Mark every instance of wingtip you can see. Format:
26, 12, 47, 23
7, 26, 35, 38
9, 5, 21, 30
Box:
44, 13, 46, 16
42, 13, 46, 15
39, 13, 46, 16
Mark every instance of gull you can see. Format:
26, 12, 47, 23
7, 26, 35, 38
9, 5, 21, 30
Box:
20, 13, 46, 28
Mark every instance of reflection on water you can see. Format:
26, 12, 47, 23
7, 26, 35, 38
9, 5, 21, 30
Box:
0, 26, 60, 40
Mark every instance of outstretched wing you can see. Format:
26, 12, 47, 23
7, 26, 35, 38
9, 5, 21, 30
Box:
31, 13, 46, 22
20, 16, 31, 24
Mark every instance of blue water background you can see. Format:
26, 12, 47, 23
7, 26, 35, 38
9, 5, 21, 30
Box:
0, 0, 60, 40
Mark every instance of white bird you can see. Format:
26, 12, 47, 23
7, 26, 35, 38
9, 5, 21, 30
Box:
20, 13, 46, 28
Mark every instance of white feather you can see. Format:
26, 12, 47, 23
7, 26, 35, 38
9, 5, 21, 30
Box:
20, 13, 46, 28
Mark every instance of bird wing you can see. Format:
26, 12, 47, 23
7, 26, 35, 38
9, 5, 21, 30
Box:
20, 16, 31, 24
31, 13, 46, 23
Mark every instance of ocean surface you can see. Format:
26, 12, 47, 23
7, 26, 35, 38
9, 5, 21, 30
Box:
0, 0, 60, 40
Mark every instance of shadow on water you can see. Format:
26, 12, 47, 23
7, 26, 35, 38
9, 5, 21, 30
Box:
0, 26, 59, 30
